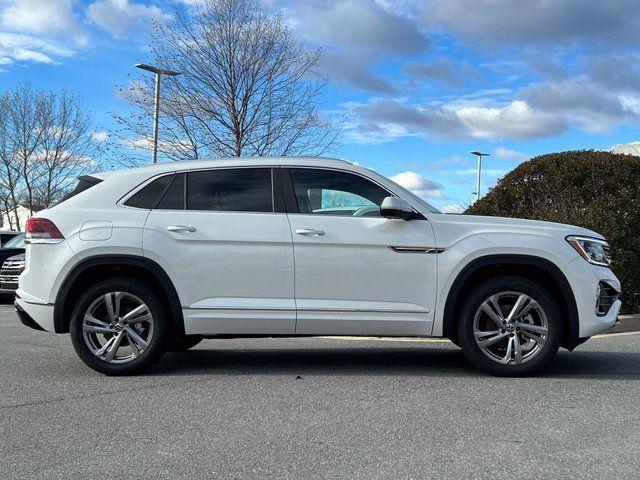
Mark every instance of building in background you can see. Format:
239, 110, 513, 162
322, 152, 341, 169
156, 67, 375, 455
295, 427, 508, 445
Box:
0, 205, 36, 232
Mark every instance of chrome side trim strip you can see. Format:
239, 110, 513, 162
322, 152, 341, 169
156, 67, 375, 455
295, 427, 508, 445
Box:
188, 305, 430, 314
388, 246, 446, 254
188, 306, 296, 311
297, 306, 430, 314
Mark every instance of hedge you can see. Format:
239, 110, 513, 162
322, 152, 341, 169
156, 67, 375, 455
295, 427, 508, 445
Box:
466, 150, 640, 313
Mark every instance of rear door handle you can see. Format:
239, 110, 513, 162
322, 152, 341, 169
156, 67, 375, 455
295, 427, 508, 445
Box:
295, 228, 325, 236
166, 225, 197, 233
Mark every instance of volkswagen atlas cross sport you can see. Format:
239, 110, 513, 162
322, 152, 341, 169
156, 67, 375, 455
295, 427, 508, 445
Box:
15, 157, 621, 376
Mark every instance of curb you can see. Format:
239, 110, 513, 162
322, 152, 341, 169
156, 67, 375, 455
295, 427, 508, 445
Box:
610, 314, 640, 334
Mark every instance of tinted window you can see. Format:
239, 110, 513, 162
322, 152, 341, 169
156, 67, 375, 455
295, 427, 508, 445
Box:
125, 175, 172, 209
187, 169, 273, 212
290, 168, 389, 217
157, 174, 185, 210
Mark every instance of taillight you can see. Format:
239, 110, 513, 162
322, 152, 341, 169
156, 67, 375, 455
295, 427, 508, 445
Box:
25, 218, 65, 244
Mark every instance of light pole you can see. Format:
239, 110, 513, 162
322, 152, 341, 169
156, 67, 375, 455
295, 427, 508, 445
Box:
470, 151, 490, 202
134, 63, 182, 164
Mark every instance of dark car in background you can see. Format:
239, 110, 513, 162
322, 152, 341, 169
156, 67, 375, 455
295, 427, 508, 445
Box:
0, 233, 25, 268
0, 253, 24, 294
0, 230, 20, 246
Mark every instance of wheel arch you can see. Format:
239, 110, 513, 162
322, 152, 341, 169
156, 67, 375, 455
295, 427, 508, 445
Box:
53, 255, 184, 337
442, 254, 581, 350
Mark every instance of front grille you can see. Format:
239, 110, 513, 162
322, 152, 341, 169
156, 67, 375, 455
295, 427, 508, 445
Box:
0, 260, 24, 289
596, 281, 619, 316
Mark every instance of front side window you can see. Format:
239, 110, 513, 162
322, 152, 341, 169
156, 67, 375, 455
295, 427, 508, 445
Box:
290, 168, 389, 217
187, 168, 273, 213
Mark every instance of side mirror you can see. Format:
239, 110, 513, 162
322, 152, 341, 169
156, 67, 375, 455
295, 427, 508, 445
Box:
380, 196, 414, 220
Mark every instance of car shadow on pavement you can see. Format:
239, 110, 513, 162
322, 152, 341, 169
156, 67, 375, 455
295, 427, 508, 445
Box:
149, 344, 640, 379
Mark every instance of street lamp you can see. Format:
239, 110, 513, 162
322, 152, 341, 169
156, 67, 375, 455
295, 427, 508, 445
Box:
134, 63, 182, 164
470, 151, 490, 202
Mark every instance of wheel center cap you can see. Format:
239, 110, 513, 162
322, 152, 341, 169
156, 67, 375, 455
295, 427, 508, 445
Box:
506, 323, 516, 333
114, 322, 124, 332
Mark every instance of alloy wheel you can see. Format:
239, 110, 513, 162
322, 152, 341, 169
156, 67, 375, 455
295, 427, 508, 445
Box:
82, 292, 154, 364
473, 291, 549, 365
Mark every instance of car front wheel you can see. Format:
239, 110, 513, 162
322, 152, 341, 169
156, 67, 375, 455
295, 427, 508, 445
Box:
69, 277, 170, 375
457, 276, 562, 376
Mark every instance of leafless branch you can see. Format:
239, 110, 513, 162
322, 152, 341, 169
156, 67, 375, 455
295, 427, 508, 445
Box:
114, 0, 337, 165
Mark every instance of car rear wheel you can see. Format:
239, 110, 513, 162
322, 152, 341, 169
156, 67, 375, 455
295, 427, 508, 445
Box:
70, 277, 169, 375
457, 276, 562, 376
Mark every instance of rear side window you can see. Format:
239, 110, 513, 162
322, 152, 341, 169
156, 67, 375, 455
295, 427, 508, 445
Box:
55, 175, 103, 206
124, 175, 173, 209
156, 173, 185, 210
186, 168, 273, 212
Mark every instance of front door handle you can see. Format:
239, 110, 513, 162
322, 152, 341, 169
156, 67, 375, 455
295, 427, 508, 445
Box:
296, 228, 325, 236
167, 225, 197, 233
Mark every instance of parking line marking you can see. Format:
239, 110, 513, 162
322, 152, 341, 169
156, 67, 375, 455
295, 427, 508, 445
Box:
593, 330, 640, 339
321, 330, 640, 343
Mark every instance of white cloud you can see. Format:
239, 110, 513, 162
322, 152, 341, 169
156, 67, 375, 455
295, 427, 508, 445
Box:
493, 147, 528, 161
611, 141, 640, 156
353, 98, 567, 142
423, 0, 640, 48
281, 0, 428, 92
0, 0, 85, 66
91, 131, 110, 142
453, 100, 566, 140
1, 0, 85, 42
87, 0, 171, 39
0, 32, 74, 65
441, 203, 465, 214
289, 0, 429, 55
390, 171, 445, 199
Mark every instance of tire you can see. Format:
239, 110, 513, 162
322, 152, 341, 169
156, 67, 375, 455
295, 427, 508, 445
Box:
457, 276, 562, 376
69, 277, 170, 375
167, 335, 203, 352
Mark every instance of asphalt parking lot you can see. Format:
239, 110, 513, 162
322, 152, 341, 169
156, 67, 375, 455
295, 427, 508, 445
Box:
1, 302, 639, 479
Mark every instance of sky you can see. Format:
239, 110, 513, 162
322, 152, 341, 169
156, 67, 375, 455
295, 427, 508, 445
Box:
1, 0, 640, 212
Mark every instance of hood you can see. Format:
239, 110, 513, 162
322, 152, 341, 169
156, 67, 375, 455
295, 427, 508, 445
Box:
430, 214, 603, 239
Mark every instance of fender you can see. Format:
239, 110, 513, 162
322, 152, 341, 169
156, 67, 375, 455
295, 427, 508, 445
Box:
441, 254, 581, 350
53, 255, 185, 336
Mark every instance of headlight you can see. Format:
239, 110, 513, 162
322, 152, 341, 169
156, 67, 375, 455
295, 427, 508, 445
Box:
566, 235, 611, 267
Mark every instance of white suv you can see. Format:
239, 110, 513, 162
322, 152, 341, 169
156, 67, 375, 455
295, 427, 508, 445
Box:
15, 157, 622, 376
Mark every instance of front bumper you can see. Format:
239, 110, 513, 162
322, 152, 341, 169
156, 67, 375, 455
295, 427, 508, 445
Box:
565, 256, 622, 339
0, 281, 18, 294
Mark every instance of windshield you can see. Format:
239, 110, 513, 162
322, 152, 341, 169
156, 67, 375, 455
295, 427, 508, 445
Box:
3, 233, 25, 248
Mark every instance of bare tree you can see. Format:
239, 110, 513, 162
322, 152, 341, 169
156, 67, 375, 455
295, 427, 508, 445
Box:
114, 0, 336, 164
0, 83, 99, 226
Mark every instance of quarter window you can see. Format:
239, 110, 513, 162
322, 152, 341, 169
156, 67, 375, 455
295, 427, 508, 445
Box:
289, 168, 389, 217
156, 174, 185, 210
187, 168, 273, 212
125, 175, 173, 209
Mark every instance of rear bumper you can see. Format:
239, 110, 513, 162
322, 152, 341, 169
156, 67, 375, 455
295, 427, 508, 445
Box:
15, 302, 46, 331
15, 294, 55, 332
